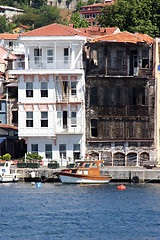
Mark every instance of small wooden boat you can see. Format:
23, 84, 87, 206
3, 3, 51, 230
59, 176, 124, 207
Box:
58, 160, 111, 184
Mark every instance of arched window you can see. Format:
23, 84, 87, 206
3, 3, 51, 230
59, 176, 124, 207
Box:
140, 152, 149, 166
127, 153, 137, 166
114, 153, 125, 166
90, 151, 99, 160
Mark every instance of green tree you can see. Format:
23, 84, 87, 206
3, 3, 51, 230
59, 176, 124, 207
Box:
70, 12, 89, 28
6, 22, 17, 33
0, 16, 7, 33
87, 0, 95, 5
13, 7, 38, 27
35, 5, 61, 28
31, 0, 47, 8
98, 0, 160, 37
75, 0, 86, 11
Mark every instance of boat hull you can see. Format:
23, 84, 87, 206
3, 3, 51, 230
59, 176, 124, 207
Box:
58, 173, 111, 184
0, 175, 19, 183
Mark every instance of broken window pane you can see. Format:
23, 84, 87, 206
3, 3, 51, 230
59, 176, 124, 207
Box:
142, 49, 149, 68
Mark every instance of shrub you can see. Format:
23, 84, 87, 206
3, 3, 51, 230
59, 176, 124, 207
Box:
26, 153, 43, 161
3, 153, 11, 160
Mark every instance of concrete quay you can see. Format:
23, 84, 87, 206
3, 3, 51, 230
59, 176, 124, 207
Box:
100, 166, 160, 183
11, 165, 62, 182
11, 165, 160, 183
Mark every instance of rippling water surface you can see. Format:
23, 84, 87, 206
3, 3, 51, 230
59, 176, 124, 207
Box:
0, 182, 160, 240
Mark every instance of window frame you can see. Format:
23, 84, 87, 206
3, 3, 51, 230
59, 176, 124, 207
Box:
71, 111, 77, 127
57, 111, 62, 127
41, 82, 48, 98
47, 49, 54, 63
26, 111, 33, 127
71, 81, 77, 96
59, 144, 66, 158
31, 144, 38, 154
26, 82, 33, 98
45, 144, 52, 159
73, 144, 80, 159
91, 119, 98, 137
34, 48, 42, 64
142, 49, 149, 69
64, 48, 69, 64
41, 111, 48, 127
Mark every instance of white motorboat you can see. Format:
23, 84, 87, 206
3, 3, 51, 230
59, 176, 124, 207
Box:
0, 161, 21, 183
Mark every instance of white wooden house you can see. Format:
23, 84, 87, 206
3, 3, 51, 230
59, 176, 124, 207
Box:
8, 23, 89, 165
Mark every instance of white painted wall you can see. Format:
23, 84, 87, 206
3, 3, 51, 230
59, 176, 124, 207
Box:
16, 34, 86, 163
27, 134, 85, 166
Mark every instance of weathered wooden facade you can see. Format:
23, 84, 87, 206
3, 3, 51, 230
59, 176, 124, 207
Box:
85, 32, 155, 166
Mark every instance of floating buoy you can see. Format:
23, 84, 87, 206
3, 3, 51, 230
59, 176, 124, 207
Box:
36, 182, 41, 188
117, 184, 126, 190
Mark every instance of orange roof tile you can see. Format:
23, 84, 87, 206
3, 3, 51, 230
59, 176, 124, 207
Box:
81, 0, 114, 9
19, 25, 30, 29
0, 124, 18, 130
134, 33, 153, 45
76, 27, 119, 36
90, 31, 153, 44
0, 46, 17, 63
21, 23, 91, 38
13, 24, 30, 30
0, 33, 19, 40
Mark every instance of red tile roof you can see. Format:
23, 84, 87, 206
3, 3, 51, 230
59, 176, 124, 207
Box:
81, 0, 114, 9
0, 33, 19, 40
0, 124, 18, 130
76, 26, 119, 36
134, 33, 153, 45
90, 31, 153, 44
19, 25, 30, 29
13, 25, 30, 30
0, 46, 17, 64
21, 23, 91, 37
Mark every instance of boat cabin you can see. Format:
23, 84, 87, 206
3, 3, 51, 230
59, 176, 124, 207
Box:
69, 160, 103, 176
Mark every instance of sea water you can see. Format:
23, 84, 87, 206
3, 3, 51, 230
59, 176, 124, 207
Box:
0, 182, 160, 240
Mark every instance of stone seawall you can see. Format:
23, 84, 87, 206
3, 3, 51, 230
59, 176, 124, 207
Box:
100, 166, 160, 183
12, 165, 160, 183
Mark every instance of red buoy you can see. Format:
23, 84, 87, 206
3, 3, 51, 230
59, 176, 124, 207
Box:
117, 184, 126, 190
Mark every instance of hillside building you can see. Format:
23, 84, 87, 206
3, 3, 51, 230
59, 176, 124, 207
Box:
79, 0, 115, 26
0, 6, 24, 22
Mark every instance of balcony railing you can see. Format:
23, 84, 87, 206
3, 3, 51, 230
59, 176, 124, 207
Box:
56, 126, 83, 134
56, 94, 83, 103
19, 125, 84, 136
13, 59, 83, 70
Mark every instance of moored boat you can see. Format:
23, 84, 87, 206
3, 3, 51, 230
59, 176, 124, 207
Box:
0, 161, 21, 183
58, 160, 111, 184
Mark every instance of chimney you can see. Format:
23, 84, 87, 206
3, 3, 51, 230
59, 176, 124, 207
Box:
69, 24, 74, 28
